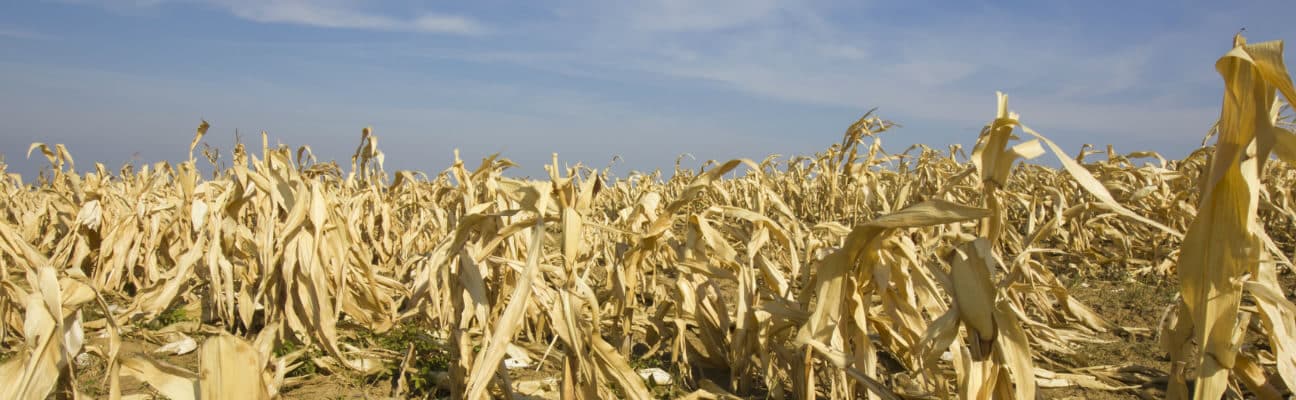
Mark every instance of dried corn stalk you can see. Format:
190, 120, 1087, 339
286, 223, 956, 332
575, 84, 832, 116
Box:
0, 33, 1293, 400
1163, 34, 1296, 400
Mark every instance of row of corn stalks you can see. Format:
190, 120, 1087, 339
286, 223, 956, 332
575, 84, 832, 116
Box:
1, 34, 1295, 399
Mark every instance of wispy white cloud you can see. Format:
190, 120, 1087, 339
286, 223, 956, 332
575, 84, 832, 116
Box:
25, 0, 1296, 177
181, 0, 1238, 148
622, 0, 786, 32
482, 1, 1241, 146
817, 43, 868, 61
61, 0, 489, 35
0, 26, 54, 40
653, 44, 1210, 143
0, 60, 782, 176
886, 61, 977, 87
216, 0, 488, 35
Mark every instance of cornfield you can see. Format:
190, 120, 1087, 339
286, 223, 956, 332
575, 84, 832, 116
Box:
1, 34, 1295, 400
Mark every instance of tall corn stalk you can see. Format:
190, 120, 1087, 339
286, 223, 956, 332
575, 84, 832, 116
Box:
1163, 34, 1296, 400
0, 33, 1293, 400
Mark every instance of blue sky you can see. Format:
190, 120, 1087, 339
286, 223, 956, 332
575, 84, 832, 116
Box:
2, 1, 1294, 178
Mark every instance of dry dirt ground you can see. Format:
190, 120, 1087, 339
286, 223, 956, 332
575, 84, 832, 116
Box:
1038, 279, 1178, 400
53, 271, 1296, 399
1040, 272, 1296, 400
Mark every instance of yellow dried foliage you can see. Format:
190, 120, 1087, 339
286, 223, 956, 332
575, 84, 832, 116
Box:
0, 34, 1293, 400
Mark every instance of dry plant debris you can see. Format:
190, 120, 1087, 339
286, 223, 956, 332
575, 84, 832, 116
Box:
1, 34, 1295, 400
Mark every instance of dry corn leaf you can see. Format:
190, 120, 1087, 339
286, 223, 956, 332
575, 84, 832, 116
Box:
0, 32, 1294, 400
